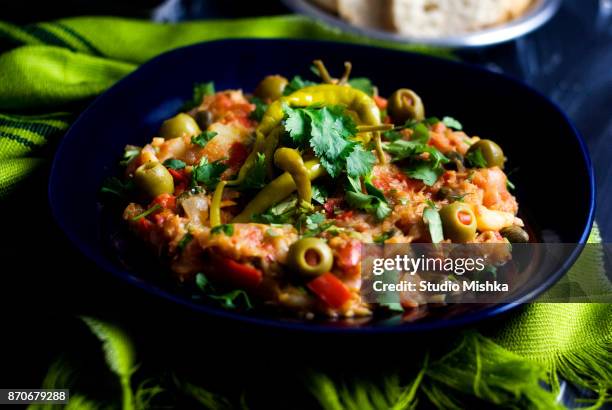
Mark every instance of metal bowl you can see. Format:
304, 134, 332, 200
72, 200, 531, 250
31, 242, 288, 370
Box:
282, 0, 562, 47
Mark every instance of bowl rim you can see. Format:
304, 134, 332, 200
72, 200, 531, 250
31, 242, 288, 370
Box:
48, 38, 596, 334
282, 0, 562, 48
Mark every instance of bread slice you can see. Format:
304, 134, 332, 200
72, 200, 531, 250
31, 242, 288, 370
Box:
387, 0, 532, 37
337, 0, 393, 30
310, 0, 339, 13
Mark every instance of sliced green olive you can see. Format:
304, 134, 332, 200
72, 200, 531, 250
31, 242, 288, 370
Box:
158, 113, 201, 139
254, 75, 288, 101
388, 88, 425, 123
467, 139, 505, 169
439, 202, 477, 243
287, 237, 333, 278
134, 161, 174, 198
500, 226, 529, 243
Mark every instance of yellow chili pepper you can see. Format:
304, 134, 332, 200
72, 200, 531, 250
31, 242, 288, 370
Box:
209, 180, 227, 227
274, 147, 311, 205
232, 160, 326, 223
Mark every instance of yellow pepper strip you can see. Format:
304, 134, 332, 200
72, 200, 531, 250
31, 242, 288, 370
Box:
232, 160, 326, 223
274, 148, 311, 205
263, 126, 282, 179
357, 124, 394, 133
209, 180, 227, 227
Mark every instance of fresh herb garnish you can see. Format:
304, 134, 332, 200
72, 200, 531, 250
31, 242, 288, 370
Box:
210, 224, 234, 236
283, 76, 317, 96
442, 116, 463, 130
348, 77, 374, 96
100, 177, 135, 198
506, 178, 516, 191
249, 96, 268, 122
195, 273, 252, 310
253, 196, 298, 224
119, 146, 140, 166
191, 157, 227, 189
177, 233, 193, 253
191, 131, 218, 147
163, 158, 186, 170
311, 184, 329, 205
183, 81, 215, 110
373, 229, 395, 244
423, 206, 444, 243
283, 104, 375, 178
465, 148, 487, 168
130, 204, 162, 221
384, 138, 449, 186
345, 175, 391, 220
239, 153, 267, 190
382, 130, 404, 142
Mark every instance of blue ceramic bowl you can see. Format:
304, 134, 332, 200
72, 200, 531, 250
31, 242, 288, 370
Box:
49, 39, 595, 333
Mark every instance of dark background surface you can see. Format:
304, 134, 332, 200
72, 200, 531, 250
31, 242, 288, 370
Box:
0, 0, 610, 407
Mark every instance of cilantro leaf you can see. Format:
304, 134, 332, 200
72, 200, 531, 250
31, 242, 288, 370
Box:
465, 148, 487, 168
348, 77, 375, 96
311, 184, 329, 205
346, 146, 376, 178
163, 158, 186, 170
283, 76, 317, 96
283, 105, 311, 145
405, 162, 441, 186
442, 116, 463, 130
374, 229, 395, 244
210, 224, 234, 236
253, 197, 298, 224
119, 146, 140, 167
191, 157, 227, 189
183, 82, 215, 110
191, 131, 218, 147
239, 153, 267, 190
382, 130, 404, 142
249, 96, 268, 122
423, 206, 444, 243
195, 273, 252, 310
345, 175, 391, 220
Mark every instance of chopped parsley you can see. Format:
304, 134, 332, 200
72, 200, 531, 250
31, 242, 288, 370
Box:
119, 146, 140, 166
191, 157, 227, 189
373, 229, 395, 244
345, 175, 391, 220
163, 158, 186, 170
195, 273, 252, 310
249, 96, 268, 122
239, 153, 267, 190
311, 184, 329, 205
384, 138, 449, 186
210, 224, 234, 236
465, 148, 487, 168
183, 81, 215, 110
191, 131, 218, 147
442, 116, 463, 130
283, 104, 375, 178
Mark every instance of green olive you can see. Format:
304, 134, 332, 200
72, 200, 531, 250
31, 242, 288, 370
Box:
500, 226, 529, 243
134, 161, 174, 198
287, 237, 333, 278
388, 88, 425, 123
439, 202, 477, 243
254, 75, 288, 101
158, 113, 201, 139
467, 139, 505, 169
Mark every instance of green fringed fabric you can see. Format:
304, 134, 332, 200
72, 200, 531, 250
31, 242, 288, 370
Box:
2, 16, 608, 409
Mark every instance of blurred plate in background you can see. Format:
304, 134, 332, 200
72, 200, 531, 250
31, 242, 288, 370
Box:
283, 0, 562, 47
